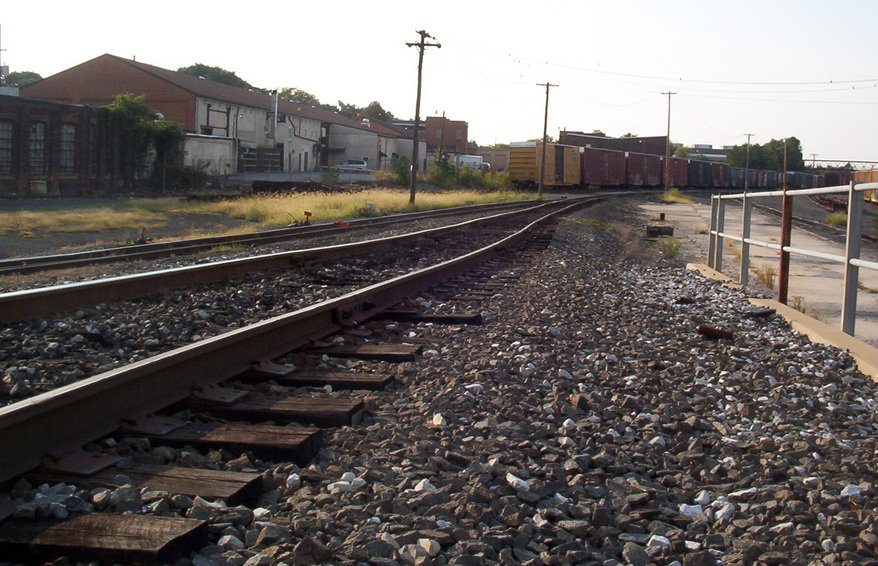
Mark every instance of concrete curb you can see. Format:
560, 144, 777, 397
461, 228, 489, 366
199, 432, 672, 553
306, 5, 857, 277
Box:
687, 263, 878, 381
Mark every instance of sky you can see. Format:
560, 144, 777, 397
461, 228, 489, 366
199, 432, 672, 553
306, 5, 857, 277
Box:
3, 1, 877, 163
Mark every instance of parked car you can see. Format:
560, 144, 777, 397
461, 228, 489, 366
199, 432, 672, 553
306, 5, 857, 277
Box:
336, 159, 369, 171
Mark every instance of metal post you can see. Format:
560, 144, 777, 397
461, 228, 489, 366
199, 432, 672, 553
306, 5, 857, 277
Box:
842, 181, 862, 335
707, 195, 719, 269
777, 193, 793, 304
741, 195, 751, 286
708, 195, 718, 269
715, 198, 726, 272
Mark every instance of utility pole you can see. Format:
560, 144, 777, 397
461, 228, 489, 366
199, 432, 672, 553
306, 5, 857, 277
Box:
406, 30, 441, 204
811, 153, 818, 168
537, 82, 558, 197
744, 133, 753, 192
662, 91, 676, 193
0, 25, 7, 86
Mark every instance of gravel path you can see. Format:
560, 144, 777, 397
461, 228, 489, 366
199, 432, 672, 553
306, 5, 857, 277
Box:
4, 201, 878, 566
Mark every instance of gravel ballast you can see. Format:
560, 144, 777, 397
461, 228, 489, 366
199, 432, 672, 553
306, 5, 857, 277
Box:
3, 202, 878, 566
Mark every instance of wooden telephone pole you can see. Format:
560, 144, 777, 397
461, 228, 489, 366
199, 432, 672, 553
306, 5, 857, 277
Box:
662, 91, 676, 192
537, 82, 558, 197
406, 30, 441, 203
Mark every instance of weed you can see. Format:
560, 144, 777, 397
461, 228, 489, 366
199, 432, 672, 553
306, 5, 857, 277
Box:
660, 188, 695, 204
243, 205, 262, 223
754, 264, 776, 289
658, 236, 681, 259
825, 211, 847, 226
791, 295, 806, 313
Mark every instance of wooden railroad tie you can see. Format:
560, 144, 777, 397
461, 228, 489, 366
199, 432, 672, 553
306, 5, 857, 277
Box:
120, 416, 320, 465
33, 463, 262, 507
0, 514, 207, 565
248, 361, 394, 390
185, 386, 366, 428
376, 310, 483, 325
319, 343, 423, 362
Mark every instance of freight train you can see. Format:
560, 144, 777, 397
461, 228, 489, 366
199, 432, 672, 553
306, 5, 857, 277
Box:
509, 141, 851, 191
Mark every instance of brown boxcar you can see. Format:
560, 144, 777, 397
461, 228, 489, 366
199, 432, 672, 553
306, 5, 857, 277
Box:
710, 162, 731, 188
662, 157, 689, 187
627, 152, 661, 186
581, 147, 625, 186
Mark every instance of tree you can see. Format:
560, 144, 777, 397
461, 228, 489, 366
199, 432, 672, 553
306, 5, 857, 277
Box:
337, 100, 360, 118
278, 88, 338, 112
103, 94, 185, 189
359, 101, 395, 121
674, 146, 690, 158
177, 63, 254, 90
727, 137, 804, 171
621, 132, 638, 138
3, 71, 42, 88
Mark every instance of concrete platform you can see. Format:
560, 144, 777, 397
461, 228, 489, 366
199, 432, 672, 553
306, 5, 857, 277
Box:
640, 200, 878, 348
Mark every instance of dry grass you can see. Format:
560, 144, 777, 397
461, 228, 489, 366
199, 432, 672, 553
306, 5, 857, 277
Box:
0, 190, 535, 236
186, 189, 536, 227
754, 264, 776, 289
825, 211, 847, 226
0, 209, 168, 236
659, 188, 695, 205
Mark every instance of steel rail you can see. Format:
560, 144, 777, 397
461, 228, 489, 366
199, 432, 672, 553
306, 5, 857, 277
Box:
0, 197, 593, 483
0, 200, 581, 324
0, 200, 539, 275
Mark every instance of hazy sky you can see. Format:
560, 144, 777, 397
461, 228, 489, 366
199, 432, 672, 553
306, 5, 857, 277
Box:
4, 1, 877, 162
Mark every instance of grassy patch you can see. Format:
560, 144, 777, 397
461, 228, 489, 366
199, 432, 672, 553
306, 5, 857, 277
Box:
188, 189, 536, 227
203, 244, 244, 255
825, 211, 847, 226
659, 188, 695, 204
658, 236, 681, 259
858, 281, 878, 294
0, 208, 168, 235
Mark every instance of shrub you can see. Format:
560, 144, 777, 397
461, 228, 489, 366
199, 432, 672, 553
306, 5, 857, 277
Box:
660, 188, 695, 204
321, 167, 340, 185
657, 236, 681, 259
390, 155, 410, 185
754, 264, 776, 289
825, 212, 847, 226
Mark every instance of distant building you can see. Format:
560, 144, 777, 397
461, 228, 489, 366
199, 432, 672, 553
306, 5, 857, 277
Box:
559, 131, 668, 156
0, 94, 118, 196
21, 54, 421, 176
685, 144, 730, 162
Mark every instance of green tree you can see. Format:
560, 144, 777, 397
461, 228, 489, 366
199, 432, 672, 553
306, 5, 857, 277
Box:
177, 63, 254, 90
337, 100, 360, 118
103, 94, 185, 189
278, 88, 339, 112
674, 146, 690, 158
358, 101, 395, 121
621, 132, 638, 138
727, 137, 804, 171
3, 71, 42, 87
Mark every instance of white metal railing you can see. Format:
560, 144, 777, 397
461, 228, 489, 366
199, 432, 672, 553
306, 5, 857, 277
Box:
708, 182, 878, 336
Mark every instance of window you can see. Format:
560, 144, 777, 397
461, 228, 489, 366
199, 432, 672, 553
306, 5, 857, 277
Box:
60, 124, 76, 175
456, 129, 462, 140
29, 122, 47, 175
0, 121, 12, 175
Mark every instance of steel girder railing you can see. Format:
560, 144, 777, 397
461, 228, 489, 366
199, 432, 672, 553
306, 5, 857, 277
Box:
708, 182, 878, 336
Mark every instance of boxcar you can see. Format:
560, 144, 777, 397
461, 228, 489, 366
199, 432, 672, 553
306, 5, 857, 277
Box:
765, 171, 778, 189
710, 162, 730, 188
581, 147, 626, 186
508, 142, 580, 187
664, 157, 689, 188
730, 167, 744, 188
824, 171, 852, 186
626, 152, 662, 187
688, 160, 711, 188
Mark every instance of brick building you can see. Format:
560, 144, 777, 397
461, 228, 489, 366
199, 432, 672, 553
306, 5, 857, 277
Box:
0, 94, 118, 196
559, 131, 668, 157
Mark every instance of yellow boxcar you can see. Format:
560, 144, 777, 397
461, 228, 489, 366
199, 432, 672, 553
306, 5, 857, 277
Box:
508, 142, 581, 187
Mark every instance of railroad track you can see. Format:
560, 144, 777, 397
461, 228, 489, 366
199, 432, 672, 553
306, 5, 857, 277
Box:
0, 196, 596, 563
0, 200, 538, 276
